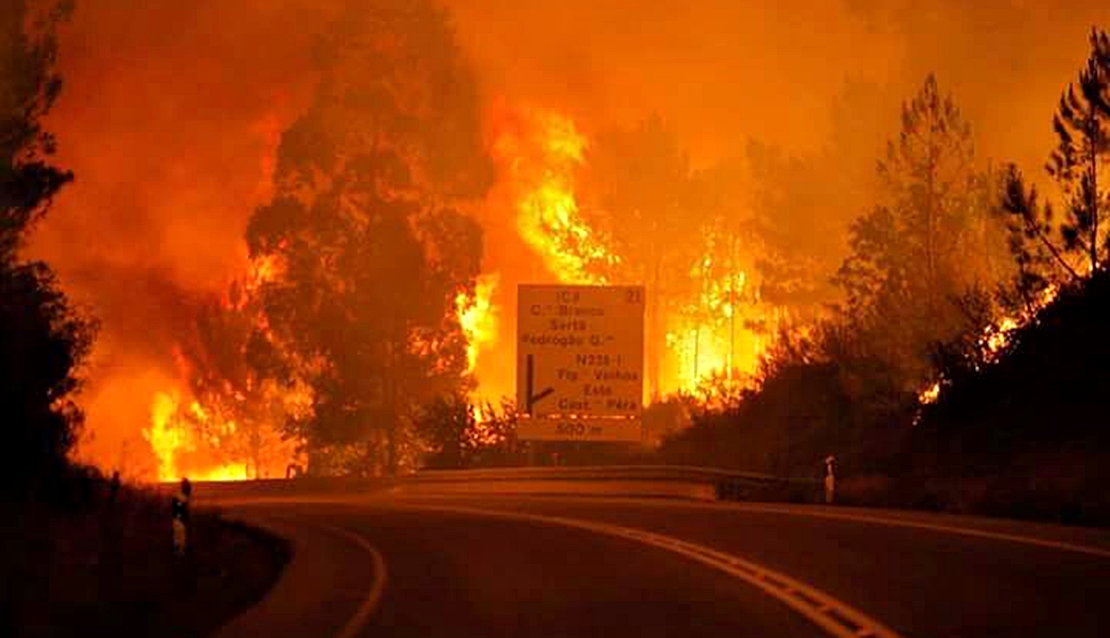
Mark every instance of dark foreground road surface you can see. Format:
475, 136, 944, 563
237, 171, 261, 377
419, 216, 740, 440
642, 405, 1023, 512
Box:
210, 486, 1110, 638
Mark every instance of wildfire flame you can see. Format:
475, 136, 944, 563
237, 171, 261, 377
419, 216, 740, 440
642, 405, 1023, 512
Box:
142, 380, 309, 482
918, 381, 941, 406
456, 274, 499, 374
143, 391, 251, 482
484, 105, 776, 402
916, 285, 1060, 409
666, 235, 769, 395
492, 108, 619, 284
139, 104, 789, 476
140, 251, 308, 482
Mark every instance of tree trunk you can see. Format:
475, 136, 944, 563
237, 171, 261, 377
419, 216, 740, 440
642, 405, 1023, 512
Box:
1089, 123, 1100, 272
648, 249, 662, 402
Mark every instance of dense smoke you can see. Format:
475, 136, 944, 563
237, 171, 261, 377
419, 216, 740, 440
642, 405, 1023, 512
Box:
27, 0, 1110, 474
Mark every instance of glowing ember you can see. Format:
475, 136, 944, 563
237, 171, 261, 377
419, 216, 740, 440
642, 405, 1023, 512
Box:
467, 403, 504, 448
979, 285, 1059, 361
982, 316, 1019, 359
918, 381, 941, 406
916, 285, 1061, 409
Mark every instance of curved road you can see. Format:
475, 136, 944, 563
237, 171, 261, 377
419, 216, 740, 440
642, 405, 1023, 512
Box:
211, 487, 1110, 637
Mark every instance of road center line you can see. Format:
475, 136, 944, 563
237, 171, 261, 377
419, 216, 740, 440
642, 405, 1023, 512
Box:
317, 523, 389, 638
390, 502, 904, 638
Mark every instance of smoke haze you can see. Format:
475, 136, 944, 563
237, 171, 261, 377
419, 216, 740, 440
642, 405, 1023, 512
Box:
28, 0, 1109, 471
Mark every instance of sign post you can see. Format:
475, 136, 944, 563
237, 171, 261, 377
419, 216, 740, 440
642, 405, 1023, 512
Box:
516, 284, 645, 442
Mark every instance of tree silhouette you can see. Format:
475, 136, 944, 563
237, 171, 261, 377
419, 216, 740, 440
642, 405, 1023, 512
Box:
997, 166, 1080, 308
1050, 28, 1110, 274
416, 391, 475, 469
1000, 28, 1110, 294
835, 75, 1002, 387
244, 0, 489, 476
1, 0, 95, 495
581, 116, 702, 400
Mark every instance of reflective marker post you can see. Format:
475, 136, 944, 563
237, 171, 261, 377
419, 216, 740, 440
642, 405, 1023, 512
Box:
171, 477, 192, 556
824, 456, 837, 505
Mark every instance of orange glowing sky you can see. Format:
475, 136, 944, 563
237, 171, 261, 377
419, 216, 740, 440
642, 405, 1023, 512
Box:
28, 0, 1110, 474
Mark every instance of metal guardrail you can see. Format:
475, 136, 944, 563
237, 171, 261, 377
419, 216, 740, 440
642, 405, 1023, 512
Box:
414, 464, 791, 483
189, 465, 820, 504
410, 465, 820, 502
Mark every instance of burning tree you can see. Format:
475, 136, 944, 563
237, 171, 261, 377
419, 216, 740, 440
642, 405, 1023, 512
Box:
493, 107, 619, 286
835, 75, 1008, 388
743, 140, 844, 311
578, 117, 776, 396
918, 28, 1110, 414
156, 279, 311, 480
580, 115, 703, 398
244, 0, 490, 476
1049, 28, 1110, 274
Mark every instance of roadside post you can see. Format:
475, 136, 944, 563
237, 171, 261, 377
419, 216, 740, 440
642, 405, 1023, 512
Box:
108, 470, 121, 504
171, 477, 192, 556
824, 455, 837, 504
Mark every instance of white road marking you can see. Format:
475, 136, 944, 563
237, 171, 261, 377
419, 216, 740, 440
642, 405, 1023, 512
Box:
724, 504, 1110, 559
391, 502, 904, 638
317, 524, 388, 638
439, 494, 1110, 559
220, 492, 1110, 559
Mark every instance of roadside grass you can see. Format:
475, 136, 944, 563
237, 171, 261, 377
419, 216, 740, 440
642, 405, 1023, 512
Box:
2, 473, 289, 638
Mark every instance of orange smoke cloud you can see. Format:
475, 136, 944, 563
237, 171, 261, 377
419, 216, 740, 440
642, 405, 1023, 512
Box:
34, 1, 329, 476
25, 0, 1110, 474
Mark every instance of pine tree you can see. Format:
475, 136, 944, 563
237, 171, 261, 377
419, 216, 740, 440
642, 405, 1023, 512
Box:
835, 75, 999, 386
1000, 28, 1110, 294
1050, 28, 1110, 274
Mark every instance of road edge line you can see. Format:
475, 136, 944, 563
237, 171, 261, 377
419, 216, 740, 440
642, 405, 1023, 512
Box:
317, 524, 389, 638
391, 503, 903, 638
725, 504, 1110, 559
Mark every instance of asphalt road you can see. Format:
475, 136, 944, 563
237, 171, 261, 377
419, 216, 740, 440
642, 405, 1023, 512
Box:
209, 486, 1110, 638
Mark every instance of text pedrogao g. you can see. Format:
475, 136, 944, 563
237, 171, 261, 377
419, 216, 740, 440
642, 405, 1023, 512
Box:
517, 284, 645, 420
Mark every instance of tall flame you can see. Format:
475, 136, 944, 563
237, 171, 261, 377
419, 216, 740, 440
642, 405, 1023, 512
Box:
456, 274, 499, 374
493, 108, 618, 284
141, 254, 307, 482
666, 233, 770, 395
485, 105, 777, 403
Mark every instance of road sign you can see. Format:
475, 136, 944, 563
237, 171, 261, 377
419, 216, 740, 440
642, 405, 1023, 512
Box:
517, 284, 644, 442
515, 416, 643, 442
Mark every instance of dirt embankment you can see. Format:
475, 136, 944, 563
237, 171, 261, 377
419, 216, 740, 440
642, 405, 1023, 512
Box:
3, 475, 289, 638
